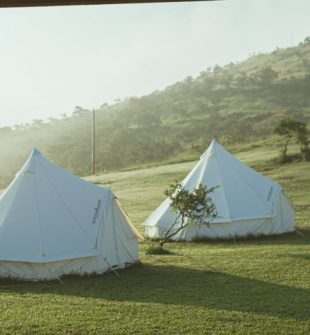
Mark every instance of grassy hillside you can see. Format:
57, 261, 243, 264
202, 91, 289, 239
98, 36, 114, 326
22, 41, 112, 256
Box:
0, 142, 309, 334
1, 38, 310, 187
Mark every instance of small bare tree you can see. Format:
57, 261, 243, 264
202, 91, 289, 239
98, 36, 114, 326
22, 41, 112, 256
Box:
159, 181, 218, 247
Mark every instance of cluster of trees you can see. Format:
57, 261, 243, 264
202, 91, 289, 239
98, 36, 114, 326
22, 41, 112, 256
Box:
273, 117, 310, 162
0, 37, 310, 187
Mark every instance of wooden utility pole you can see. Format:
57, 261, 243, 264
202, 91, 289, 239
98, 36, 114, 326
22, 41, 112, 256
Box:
92, 109, 96, 175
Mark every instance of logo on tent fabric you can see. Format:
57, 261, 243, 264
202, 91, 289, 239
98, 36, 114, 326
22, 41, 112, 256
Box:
92, 199, 102, 224
267, 187, 273, 202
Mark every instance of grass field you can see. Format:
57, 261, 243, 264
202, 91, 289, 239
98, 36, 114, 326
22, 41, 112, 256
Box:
0, 143, 309, 334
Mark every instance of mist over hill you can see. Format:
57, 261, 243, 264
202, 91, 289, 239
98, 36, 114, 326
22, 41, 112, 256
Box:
0, 38, 310, 187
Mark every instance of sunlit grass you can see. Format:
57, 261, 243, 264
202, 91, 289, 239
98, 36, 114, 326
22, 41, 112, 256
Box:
0, 232, 309, 334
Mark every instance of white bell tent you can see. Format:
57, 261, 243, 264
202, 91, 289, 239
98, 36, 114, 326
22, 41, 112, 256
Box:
0, 149, 142, 280
145, 140, 295, 240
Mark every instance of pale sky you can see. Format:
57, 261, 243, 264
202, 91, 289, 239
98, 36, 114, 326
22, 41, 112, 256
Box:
0, 0, 309, 127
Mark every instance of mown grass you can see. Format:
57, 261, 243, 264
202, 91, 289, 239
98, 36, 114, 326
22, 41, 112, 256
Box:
0, 233, 309, 335
0, 143, 309, 334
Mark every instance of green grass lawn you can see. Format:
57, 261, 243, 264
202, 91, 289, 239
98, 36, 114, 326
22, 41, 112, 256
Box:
0, 144, 309, 334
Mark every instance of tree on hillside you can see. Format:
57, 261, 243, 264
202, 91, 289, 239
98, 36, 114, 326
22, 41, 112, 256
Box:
253, 66, 278, 87
273, 118, 298, 162
273, 117, 310, 162
159, 181, 218, 248
304, 36, 310, 44
294, 121, 310, 161
73, 106, 89, 116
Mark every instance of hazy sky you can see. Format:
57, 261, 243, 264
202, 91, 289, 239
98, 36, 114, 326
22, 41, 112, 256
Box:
0, 0, 310, 127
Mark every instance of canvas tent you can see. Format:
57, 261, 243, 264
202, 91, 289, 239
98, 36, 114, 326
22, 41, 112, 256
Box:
145, 139, 295, 240
0, 149, 142, 280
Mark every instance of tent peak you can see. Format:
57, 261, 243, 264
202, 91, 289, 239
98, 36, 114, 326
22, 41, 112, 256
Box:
31, 148, 41, 156
200, 139, 221, 159
209, 138, 219, 150
23, 149, 42, 174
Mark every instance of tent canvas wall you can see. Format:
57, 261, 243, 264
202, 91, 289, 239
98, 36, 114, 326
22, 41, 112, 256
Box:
0, 149, 142, 280
145, 140, 295, 241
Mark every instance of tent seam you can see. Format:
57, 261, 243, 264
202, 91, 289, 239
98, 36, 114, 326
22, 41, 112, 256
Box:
111, 194, 121, 266
33, 157, 45, 258
221, 147, 273, 209
37, 157, 93, 245
214, 155, 232, 221
0, 173, 24, 235
220, 147, 272, 214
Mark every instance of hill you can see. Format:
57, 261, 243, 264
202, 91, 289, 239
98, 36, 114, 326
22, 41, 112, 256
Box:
1, 37, 310, 187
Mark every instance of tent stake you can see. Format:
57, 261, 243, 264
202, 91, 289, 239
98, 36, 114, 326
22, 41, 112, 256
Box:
295, 229, 304, 237
104, 258, 121, 279
57, 277, 65, 285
